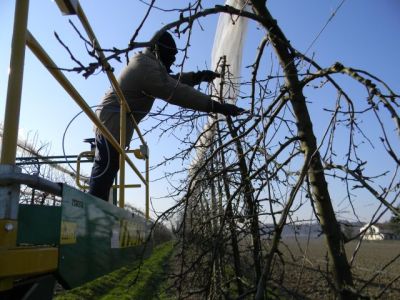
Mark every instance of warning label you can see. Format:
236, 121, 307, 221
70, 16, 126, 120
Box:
60, 221, 77, 244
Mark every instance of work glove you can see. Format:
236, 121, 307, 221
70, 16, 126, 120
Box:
193, 70, 220, 84
211, 101, 246, 116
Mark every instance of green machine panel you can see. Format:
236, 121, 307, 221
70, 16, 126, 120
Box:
58, 185, 152, 288
17, 205, 62, 245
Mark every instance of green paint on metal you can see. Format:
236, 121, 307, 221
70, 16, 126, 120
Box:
15, 184, 151, 290
17, 205, 62, 245
58, 184, 151, 289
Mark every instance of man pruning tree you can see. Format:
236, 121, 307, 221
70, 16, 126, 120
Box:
89, 31, 245, 201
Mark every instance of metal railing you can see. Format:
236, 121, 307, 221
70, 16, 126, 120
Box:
0, 0, 151, 291
0, 0, 150, 217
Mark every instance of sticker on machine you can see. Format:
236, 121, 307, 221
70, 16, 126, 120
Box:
110, 219, 146, 248
60, 221, 77, 244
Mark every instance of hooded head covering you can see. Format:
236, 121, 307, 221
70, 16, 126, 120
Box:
153, 31, 177, 73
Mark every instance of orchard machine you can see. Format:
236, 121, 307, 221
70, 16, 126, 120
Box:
0, 1, 152, 298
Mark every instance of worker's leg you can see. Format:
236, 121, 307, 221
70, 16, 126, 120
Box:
88, 133, 119, 201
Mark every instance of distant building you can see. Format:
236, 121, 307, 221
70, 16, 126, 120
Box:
360, 223, 399, 240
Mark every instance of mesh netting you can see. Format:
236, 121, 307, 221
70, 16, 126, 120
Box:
211, 0, 248, 104
189, 0, 248, 176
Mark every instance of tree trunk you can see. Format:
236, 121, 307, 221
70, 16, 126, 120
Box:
250, 1, 355, 298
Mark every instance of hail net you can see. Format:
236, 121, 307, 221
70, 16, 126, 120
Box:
189, 0, 248, 174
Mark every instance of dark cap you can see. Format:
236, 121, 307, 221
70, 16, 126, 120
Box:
152, 31, 177, 73
156, 31, 177, 54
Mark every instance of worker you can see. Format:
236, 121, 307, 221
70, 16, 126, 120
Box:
89, 30, 245, 201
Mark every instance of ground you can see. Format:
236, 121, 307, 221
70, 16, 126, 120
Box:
54, 241, 174, 300
271, 239, 400, 299
55, 239, 399, 299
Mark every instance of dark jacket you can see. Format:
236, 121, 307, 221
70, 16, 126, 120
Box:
96, 49, 212, 143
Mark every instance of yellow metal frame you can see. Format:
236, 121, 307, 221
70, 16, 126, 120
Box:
0, 0, 29, 164
0, 220, 18, 248
75, 150, 141, 190
0, 0, 151, 292
25, 31, 149, 215
75, 3, 149, 211
1, 1, 150, 217
0, 247, 58, 278
75, 150, 93, 189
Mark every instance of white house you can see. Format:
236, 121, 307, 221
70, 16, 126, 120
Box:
360, 224, 398, 240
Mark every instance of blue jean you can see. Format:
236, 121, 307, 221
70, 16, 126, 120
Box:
88, 133, 119, 201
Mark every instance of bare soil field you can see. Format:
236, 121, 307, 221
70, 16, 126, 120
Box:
269, 239, 400, 299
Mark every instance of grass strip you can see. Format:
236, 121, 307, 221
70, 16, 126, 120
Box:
55, 241, 174, 300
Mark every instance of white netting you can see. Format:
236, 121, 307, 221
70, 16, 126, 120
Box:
189, 0, 248, 174
211, 0, 248, 104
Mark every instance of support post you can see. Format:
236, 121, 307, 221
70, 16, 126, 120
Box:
0, 0, 29, 291
119, 104, 126, 208
251, 3, 355, 298
0, 165, 21, 245
1, 0, 30, 164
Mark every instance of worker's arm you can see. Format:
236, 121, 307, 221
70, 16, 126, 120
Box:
142, 62, 243, 116
170, 71, 219, 87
